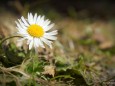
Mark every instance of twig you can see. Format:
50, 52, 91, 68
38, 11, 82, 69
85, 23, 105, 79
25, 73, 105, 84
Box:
0, 36, 23, 47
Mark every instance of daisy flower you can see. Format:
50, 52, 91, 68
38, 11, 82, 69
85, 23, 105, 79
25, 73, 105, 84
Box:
16, 13, 57, 50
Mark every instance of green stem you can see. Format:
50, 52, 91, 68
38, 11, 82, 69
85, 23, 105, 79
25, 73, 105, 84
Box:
0, 36, 23, 47
32, 56, 35, 80
30, 50, 36, 85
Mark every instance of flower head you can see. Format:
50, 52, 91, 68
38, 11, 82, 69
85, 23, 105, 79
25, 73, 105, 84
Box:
16, 13, 57, 50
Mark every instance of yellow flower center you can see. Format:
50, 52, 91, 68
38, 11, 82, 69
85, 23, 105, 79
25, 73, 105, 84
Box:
27, 24, 44, 37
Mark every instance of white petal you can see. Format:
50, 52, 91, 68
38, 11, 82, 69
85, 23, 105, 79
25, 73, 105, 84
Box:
38, 39, 45, 48
28, 13, 30, 21
36, 15, 41, 24
15, 21, 22, 29
44, 23, 54, 31
39, 16, 45, 26
28, 13, 34, 24
45, 30, 58, 36
44, 35, 57, 40
40, 37, 52, 48
18, 19, 27, 29
33, 13, 37, 24
29, 39, 33, 50
16, 28, 28, 36
34, 38, 39, 47
28, 13, 31, 24
16, 23, 28, 35
21, 16, 29, 26
33, 38, 37, 48
43, 19, 51, 28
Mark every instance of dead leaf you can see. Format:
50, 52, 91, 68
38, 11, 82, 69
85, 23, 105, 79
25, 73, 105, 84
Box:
99, 41, 113, 49
42, 65, 55, 77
